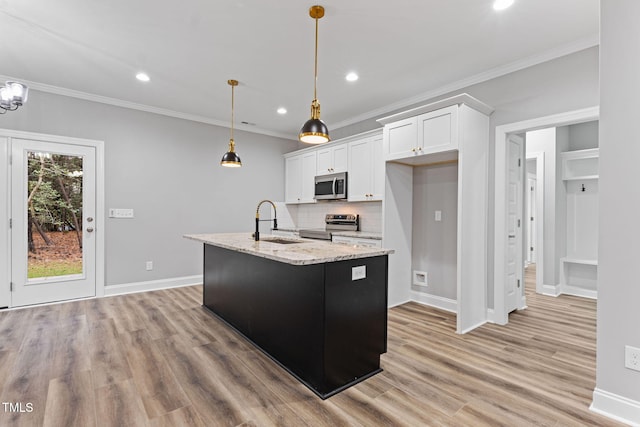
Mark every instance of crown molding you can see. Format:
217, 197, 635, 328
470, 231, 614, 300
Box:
0, 33, 598, 141
331, 33, 600, 131
0, 74, 296, 141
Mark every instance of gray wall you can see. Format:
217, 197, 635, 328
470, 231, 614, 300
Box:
411, 163, 458, 300
596, 0, 640, 409
1, 91, 297, 286
334, 46, 600, 308
568, 121, 599, 150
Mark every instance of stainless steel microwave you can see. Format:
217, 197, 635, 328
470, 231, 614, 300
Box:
314, 172, 347, 200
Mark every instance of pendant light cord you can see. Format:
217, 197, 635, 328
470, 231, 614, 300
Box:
230, 84, 235, 141
314, 14, 319, 100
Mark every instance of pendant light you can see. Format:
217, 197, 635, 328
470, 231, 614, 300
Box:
220, 79, 242, 167
299, 5, 330, 144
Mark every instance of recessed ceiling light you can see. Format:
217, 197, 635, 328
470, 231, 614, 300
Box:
136, 72, 150, 82
493, 0, 514, 11
346, 72, 359, 82
277, 107, 287, 115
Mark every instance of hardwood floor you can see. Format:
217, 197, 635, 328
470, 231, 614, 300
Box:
0, 269, 623, 426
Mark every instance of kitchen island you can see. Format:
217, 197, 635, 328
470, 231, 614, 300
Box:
184, 233, 393, 399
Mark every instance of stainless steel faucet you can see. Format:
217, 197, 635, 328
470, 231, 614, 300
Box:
255, 199, 278, 241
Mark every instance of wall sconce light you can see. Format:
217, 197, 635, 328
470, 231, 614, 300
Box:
0, 81, 29, 114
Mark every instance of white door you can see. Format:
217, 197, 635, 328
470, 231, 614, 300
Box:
505, 134, 524, 313
527, 177, 537, 264
10, 138, 97, 307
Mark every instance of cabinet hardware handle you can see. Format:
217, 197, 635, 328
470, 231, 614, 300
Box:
411, 148, 416, 152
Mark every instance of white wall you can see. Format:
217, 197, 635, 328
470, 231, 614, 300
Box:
0, 90, 297, 289
411, 163, 458, 300
525, 128, 558, 287
592, 1, 640, 423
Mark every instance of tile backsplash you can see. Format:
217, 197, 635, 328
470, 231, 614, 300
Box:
276, 201, 382, 233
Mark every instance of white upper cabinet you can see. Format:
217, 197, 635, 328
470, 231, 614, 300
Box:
285, 151, 317, 204
383, 105, 459, 161
417, 105, 459, 155
348, 133, 383, 201
382, 117, 417, 160
379, 94, 492, 164
316, 143, 348, 175
284, 129, 383, 204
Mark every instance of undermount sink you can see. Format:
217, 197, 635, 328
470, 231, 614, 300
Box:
259, 237, 307, 245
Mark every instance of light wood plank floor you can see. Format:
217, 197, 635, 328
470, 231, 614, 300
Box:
0, 267, 623, 426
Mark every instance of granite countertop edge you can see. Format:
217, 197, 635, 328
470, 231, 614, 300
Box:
184, 233, 393, 266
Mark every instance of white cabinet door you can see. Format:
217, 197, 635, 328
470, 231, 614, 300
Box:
317, 144, 348, 175
285, 155, 302, 203
348, 138, 372, 202
417, 105, 458, 154
370, 135, 384, 200
285, 151, 317, 204
300, 151, 317, 203
383, 117, 417, 160
348, 135, 383, 202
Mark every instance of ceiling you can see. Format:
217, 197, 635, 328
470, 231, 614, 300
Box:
0, 0, 599, 140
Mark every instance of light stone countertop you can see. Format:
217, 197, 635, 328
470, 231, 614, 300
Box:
331, 231, 382, 240
184, 233, 393, 266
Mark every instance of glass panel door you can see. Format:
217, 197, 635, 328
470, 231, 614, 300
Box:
27, 151, 85, 281
11, 139, 96, 307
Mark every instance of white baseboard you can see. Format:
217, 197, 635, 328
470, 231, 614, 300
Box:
486, 308, 496, 323
560, 284, 598, 299
542, 284, 561, 297
388, 298, 412, 308
458, 319, 488, 335
409, 291, 457, 313
591, 388, 640, 426
104, 275, 203, 297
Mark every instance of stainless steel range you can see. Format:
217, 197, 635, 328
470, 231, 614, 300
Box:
299, 214, 359, 240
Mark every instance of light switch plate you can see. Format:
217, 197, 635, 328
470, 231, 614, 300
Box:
109, 208, 134, 218
435, 210, 442, 222
352, 265, 366, 281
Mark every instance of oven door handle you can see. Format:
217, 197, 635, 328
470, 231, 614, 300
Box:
332, 177, 337, 197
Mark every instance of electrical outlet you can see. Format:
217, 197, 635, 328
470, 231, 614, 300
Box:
146, 261, 153, 271
625, 345, 640, 371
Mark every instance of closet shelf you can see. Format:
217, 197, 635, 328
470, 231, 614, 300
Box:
561, 148, 599, 181
560, 257, 598, 266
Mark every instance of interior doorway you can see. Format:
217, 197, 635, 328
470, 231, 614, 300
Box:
493, 107, 599, 325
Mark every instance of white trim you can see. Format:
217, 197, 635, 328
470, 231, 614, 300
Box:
560, 285, 597, 300
525, 151, 545, 295
0, 128, 105, 307
410, 291, 457, 313
104, 275, 203, 297
591, 388, 640, 426
334, 35, 599, 131
1, 35, 598, 142
0, 75, 294, 141
542, 284, 562, 297
493, 106, 599, 325
376, 93, 494, 124
458, 320, 488, 335
486, 308, 496, 323
388, 298, 411, 309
